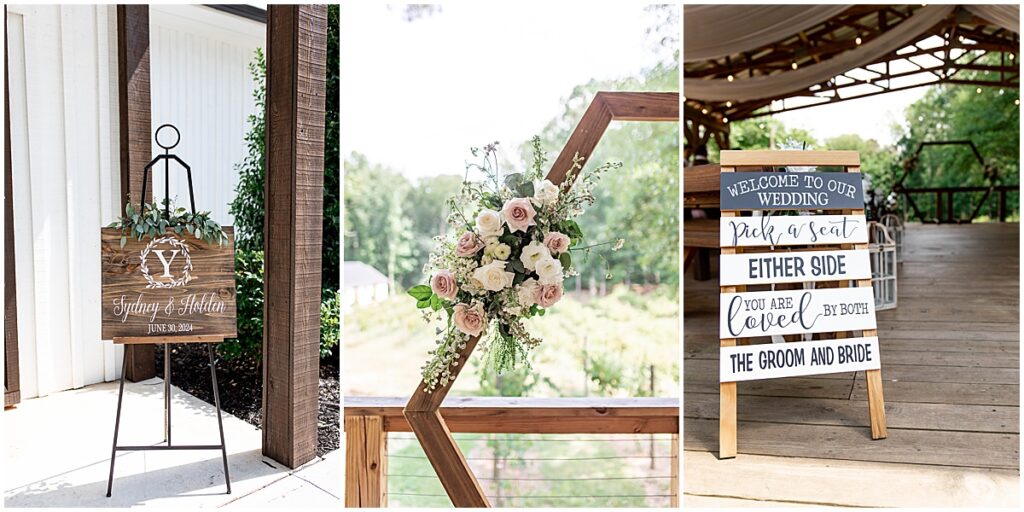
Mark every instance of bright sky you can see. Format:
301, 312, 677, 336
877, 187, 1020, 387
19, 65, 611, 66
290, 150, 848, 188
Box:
773, 82, 929, 147
339, 3, 670, 180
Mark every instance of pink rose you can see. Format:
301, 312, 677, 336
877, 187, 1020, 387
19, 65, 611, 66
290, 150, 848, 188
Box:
533, 283, 563, 308
501, 197, 537, 233
544, 231, 571, 254
455, 231, 484, 257
453, 302, 487, 337
431, 270, 458, 301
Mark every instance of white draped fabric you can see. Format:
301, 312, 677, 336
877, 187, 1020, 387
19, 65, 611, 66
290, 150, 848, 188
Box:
683, 5, 955, 102
683, 5, 850, 62
965, 4, 1020, 34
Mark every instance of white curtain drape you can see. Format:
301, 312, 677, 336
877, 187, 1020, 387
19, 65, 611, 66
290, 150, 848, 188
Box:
965, 4, 1019, 34
683, 4, 850, 62
683, 5, 955, 102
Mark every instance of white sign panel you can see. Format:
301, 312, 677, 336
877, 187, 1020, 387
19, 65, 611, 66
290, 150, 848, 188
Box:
720, 287, 876, 338
720, 250, 872, 286
720, 336, 881, 382
720, 215, 868, 247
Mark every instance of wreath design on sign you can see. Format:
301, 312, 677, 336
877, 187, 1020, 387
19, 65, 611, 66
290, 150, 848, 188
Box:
139, 236, 194, 289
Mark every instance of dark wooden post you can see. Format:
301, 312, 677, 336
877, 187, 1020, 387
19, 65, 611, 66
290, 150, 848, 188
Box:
5, 7, 22, 407
262, 4, 327, 469
998, 188, 1007, 222
116, 5, 155, 381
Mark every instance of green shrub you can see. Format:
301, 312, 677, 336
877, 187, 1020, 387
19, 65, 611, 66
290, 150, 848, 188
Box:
221, 249, 265, 360
221, 250, 339, 360
320, 288, 340, 358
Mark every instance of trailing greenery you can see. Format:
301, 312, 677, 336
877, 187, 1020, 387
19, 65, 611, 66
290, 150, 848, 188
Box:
109, 200, 228, 247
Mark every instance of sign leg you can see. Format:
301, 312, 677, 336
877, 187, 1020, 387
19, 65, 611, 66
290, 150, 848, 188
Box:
164, 343, 171, 445
865, 368, 888, 439
106, 353, 129, 497
719, 381, 737, 458
208, 343, 231, 494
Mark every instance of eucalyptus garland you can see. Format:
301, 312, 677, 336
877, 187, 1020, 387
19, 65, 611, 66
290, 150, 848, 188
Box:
108, 200, 228, 247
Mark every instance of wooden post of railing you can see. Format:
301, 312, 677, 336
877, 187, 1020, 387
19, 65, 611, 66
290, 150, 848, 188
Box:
946, 191, 954, 223
670, 433, 680, 507
999, 188, 1007, 222
345, 415, 388, 507
936, 190, 943, 222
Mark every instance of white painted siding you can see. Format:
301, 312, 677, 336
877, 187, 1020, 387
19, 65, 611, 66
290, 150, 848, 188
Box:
6, 5, 264, 398
150, 6, 264, 226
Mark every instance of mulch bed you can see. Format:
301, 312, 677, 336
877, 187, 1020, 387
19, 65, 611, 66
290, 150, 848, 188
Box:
155, 344, 339, 457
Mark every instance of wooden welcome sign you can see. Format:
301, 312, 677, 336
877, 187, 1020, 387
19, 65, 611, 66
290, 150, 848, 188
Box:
100, 228, 237, 340
404, 91, 679, 507
718, 150, 887, 459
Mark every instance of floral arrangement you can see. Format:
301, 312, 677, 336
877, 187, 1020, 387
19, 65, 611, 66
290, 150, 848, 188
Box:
108, 199, 228, 248
408, 137, 621, 392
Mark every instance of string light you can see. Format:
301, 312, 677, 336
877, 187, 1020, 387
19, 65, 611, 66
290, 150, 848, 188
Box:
727, 74, 734, 82
1016, 99, 1021, 106
855, 36, 862, 45
701, 108, 708, 115
791, 62, 799, 70
976, 87, 982, 94
725, 101, 732, 108
723, 117, 729, 123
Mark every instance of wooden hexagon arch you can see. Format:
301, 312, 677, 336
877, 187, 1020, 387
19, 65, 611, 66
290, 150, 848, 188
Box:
403, 91, 679, 507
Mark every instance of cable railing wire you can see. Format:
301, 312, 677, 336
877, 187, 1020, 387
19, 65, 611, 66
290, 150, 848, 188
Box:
387, 454, 675, 462
389, 434, 675, 442
388, 474, 674, 481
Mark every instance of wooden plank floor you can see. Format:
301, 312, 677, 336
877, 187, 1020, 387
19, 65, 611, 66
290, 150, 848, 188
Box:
684, 223, 1020, 506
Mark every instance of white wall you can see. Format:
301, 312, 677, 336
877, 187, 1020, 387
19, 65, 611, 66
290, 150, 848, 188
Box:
150, 6, 264, 226
7, 5, 123, 398
6, 5, 264, 398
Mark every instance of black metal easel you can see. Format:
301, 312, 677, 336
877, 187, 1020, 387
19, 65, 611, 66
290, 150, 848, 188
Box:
106, 124, 231, 497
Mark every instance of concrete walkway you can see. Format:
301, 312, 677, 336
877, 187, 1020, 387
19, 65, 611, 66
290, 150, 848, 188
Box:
3, 378, 339, 508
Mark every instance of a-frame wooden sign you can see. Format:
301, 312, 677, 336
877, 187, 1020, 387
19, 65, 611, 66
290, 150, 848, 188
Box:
717, 150, 887, 459
404, 91, 679, 507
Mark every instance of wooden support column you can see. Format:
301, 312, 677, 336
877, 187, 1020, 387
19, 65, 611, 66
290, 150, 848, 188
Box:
345, 415, 388, 507
116, 5, 155, 382
262, 4, 327, 469
5, 7, 22, 407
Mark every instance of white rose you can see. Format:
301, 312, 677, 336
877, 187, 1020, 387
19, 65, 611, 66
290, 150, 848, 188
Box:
519, 241, 550, 271
473, 260, 515, 291
493, 243, 511, 260
533, 179, 559, 206
518, 278, 540, 307
476, 209, 504, 237
484, 235, 500, 248
535, 256, 564, 285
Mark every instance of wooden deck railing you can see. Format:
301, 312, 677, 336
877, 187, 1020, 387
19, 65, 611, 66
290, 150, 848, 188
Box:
898, 185, 1019, 223
344, 396, 679, 507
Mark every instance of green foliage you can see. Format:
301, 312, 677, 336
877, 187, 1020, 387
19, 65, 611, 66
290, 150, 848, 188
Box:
525, 60, 680, 289
323, 5, 340, 290
320, 288, 340, 358
229, 49, 266, 252
895, 67, 1019, 219
221, 249, 264, 360
109, 200, 227, 247
710, 117, 818, 160
343, 152, 418, 288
